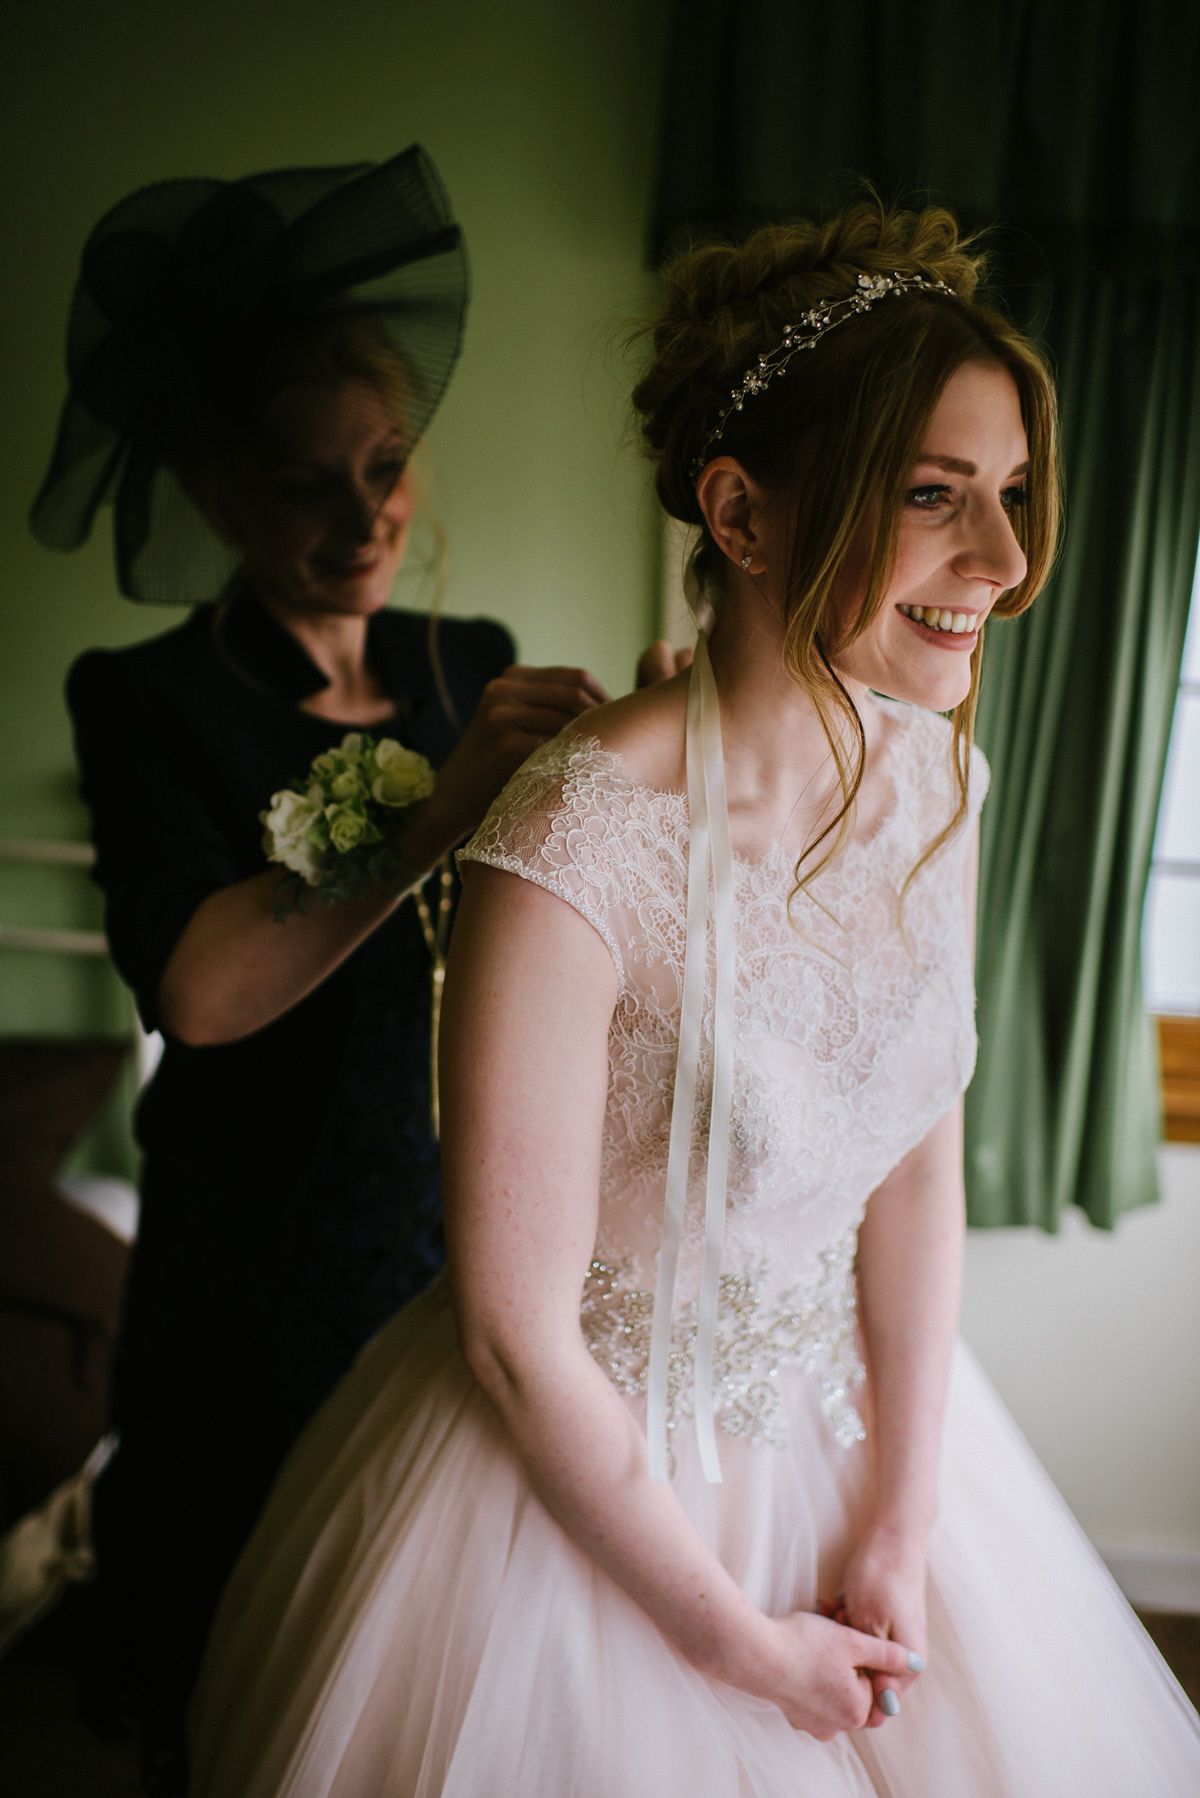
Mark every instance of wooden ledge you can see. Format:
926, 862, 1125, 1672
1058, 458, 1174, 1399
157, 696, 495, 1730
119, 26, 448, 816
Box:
1158, 1015, 1200, 1144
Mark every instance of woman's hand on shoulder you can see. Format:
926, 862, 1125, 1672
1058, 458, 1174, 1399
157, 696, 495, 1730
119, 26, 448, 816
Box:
427, 636, 694, 850
429, 635, 695, 848
429, 664, 609, 842
635, 638, 694, 688
721, 1609, 916, 1741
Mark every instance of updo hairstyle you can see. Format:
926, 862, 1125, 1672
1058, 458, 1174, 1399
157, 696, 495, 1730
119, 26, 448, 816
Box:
634, 201, 1060, 883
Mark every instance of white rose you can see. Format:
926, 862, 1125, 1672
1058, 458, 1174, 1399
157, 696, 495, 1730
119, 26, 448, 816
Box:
262, 785, 325, 885
371, 739, 436, 808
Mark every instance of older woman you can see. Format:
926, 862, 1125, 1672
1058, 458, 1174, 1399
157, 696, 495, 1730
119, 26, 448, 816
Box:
189, 199, 1200, 1796
34, 147, 651, 1788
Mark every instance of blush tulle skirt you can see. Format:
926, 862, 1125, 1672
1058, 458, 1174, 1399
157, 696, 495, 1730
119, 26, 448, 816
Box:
188, 1280, 1200, 1797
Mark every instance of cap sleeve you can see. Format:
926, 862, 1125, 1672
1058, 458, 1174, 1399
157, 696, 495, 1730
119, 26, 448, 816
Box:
457, 735, 632, 993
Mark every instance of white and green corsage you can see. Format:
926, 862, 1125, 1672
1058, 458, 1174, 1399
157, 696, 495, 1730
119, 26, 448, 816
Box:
261, 731, 436, 918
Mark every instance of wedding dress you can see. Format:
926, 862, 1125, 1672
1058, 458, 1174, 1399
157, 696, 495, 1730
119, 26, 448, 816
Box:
188, 694, 1200, 1797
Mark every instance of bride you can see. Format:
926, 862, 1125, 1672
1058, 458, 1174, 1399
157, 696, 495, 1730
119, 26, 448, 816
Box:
188, 202, 1200, 1796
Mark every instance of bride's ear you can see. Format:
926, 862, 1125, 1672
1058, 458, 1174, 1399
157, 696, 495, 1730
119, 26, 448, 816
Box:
695, 458, 768, 575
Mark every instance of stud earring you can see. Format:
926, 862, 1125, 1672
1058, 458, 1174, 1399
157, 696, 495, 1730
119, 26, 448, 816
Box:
741, 552, 753, 569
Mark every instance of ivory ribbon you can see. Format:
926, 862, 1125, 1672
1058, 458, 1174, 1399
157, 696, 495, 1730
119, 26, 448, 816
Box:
647, 631, 736, 1484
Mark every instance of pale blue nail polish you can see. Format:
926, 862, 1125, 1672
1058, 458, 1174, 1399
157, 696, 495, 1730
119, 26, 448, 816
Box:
906, 1651, 925, 1673
879, 1688, 900, 1717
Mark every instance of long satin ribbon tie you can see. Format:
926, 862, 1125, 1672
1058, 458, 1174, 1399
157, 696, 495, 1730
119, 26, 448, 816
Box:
647, 632, 736, 1484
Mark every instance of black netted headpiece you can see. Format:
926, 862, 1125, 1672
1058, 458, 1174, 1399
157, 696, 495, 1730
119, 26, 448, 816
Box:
30, 143, 468, 603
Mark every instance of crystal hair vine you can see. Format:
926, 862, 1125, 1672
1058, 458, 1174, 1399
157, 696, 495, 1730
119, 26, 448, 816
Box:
690, 270, 955, 479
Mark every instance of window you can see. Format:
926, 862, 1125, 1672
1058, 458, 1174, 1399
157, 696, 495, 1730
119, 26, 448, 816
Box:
1143, 547, 1200, 1140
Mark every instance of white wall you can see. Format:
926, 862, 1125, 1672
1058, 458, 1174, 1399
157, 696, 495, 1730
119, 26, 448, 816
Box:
961, 1144, 1200, 1609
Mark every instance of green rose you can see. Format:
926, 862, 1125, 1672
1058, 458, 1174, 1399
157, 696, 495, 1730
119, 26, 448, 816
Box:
371, 738, 436, 808
329, 767, 363, 801
326, 804, 380, 853
312, 734, 365, 790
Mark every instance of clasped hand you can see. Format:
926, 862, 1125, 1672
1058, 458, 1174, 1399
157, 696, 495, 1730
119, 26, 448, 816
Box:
749, 1608, 921, 1740
814, 1525, 929, 1731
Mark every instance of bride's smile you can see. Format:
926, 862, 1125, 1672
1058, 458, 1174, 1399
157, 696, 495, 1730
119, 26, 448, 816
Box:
836, 359, 1030, 713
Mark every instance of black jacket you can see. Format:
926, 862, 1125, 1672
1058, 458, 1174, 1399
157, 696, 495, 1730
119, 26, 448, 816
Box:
67, 594, 512, 1423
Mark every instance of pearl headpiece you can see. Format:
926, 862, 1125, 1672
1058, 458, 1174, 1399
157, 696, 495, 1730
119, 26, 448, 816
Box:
690, 270, 955, 480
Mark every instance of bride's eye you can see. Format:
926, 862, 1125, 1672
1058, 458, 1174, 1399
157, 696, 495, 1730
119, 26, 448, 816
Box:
1001, 484, 1028, 513
906, 483, 951, 510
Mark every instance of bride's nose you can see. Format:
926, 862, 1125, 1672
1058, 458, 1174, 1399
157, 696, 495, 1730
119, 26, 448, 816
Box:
956, 497, 1028, 593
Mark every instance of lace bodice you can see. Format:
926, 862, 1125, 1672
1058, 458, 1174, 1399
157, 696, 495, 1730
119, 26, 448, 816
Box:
459, 699, 986, 1454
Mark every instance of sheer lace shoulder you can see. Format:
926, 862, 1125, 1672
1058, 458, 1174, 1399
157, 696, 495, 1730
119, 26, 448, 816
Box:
457, 734, 684, 994
871, 697, 990, 835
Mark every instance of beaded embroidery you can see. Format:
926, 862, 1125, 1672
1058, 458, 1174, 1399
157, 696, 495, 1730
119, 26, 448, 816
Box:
581, 1224, 867, 1456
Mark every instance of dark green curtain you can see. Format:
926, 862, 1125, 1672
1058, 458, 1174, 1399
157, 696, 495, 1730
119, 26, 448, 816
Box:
971, 275, 1200, 1226
650, 0, 1200, 1227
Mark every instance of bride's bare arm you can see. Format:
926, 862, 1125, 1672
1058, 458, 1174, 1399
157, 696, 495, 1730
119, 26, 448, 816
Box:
847, 1105, 964, 1695
842, 819, 979, 1707
439, 863, 914, 1740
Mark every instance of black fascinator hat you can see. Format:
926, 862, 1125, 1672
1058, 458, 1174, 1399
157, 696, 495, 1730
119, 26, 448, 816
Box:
30, 144, 468, 604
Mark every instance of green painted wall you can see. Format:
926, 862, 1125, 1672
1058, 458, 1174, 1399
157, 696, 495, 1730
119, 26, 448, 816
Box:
0, 0, 668, 1168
